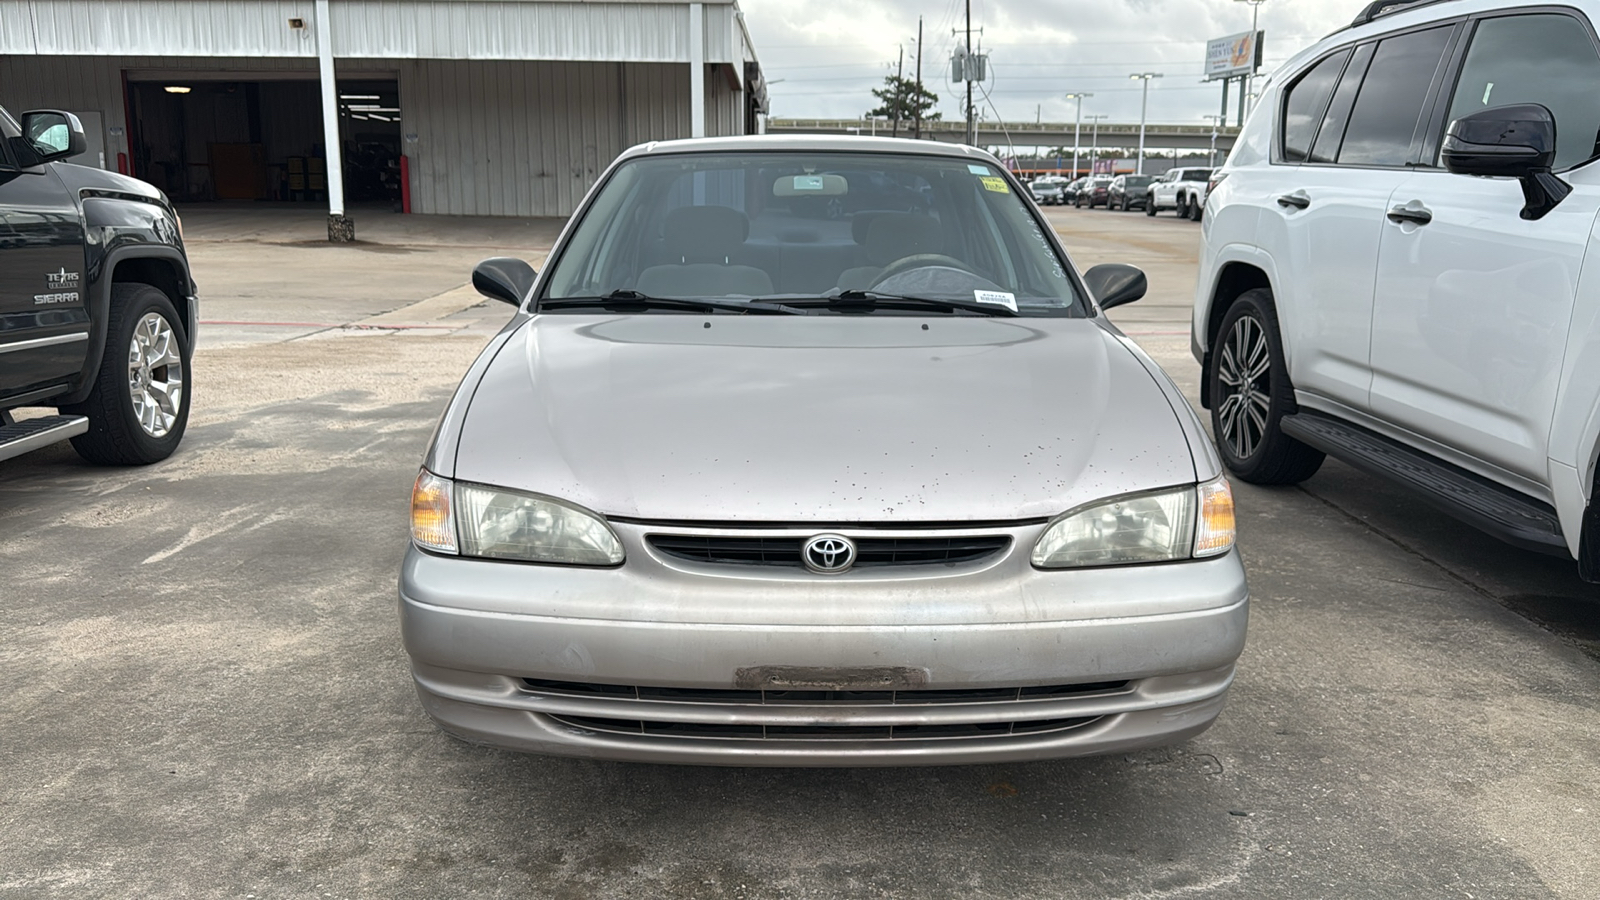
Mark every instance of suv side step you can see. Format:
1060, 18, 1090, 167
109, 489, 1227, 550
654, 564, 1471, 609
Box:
0, 414, 88, 463
1280, 412, 1568, 557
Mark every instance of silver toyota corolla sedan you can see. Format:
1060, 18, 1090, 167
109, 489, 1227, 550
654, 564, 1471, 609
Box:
401, 135, 1247, 766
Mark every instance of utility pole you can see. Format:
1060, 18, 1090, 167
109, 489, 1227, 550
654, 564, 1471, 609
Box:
965, 0, 974, 145
913, 16, 924, 139
1129, 72, 1163, 175
892, 44, 904, 138
1235, 0, 1266, 115
1064, 92, 1091, 178
950, 4, 984, 145
1086, 113, 1108, 173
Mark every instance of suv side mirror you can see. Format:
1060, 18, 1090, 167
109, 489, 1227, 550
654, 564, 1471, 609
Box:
1442, 103, 1571, 220
19, 110, 86, 164
1083, 263, 1147, 310
472, 257, 537, 306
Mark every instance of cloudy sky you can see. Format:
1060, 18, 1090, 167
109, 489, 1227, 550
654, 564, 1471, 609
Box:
739, 0, 1355, 127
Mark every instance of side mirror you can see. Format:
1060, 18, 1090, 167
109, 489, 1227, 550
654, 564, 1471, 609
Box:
1442, 103, 1571, 220
1083, 263, 1147, 311
472, 257, 537, 306
19, 110, 86, 164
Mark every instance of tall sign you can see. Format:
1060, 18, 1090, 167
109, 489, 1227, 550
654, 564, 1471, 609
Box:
1205, 31, 1263, 81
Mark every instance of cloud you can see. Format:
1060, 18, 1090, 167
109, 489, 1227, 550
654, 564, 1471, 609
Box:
741, 0, 1356, 126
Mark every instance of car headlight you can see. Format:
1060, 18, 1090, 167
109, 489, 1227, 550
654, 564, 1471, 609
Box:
410, 471, 624, 565
1031, 477, 1235, 568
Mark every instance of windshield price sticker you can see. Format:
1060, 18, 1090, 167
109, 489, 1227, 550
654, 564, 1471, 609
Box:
979, 176, 1010, 194
967, 164, 992, 175
974, 290, 1018, 312
792, 175, 825, 191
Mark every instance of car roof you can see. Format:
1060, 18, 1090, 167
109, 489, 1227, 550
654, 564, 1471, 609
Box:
617, 134, 1003, 165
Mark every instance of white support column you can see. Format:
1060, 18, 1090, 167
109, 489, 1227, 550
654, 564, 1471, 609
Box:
315, 0, 351, 241
689, 2, 706, 138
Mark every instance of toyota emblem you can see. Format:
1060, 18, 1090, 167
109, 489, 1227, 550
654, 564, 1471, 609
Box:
802, 534, 857, 574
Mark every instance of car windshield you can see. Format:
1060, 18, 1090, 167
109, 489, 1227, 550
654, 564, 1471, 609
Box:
541, 151, 1085, 316
1124, 176, 1154, 187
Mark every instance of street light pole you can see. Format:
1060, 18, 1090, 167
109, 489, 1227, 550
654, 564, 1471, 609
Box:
1129, 72, 1163, 175
1085, 114, 1108, 173
1064, 92, 1092, 178
1202, 114, 1224, 166
1234, 0, 1266, 113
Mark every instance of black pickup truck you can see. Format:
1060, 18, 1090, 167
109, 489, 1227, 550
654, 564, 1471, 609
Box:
1, 106, 196, 465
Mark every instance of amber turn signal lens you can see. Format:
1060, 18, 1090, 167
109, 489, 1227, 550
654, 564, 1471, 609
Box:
411, 470, 457, 553
1194, 477, 1235, 558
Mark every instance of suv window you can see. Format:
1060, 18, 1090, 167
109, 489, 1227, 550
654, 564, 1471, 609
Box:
1443, 13, 1600, 171
1282, 50, 1351, 162
1310, 43, 1376, 163
1338, 25, 1453, 167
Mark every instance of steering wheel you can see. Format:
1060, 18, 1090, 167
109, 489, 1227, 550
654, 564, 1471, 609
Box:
869, 254, 979, 287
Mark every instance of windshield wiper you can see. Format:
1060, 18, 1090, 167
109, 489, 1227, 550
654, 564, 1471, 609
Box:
805, 288, 1020, 317
539, 290, 811, 315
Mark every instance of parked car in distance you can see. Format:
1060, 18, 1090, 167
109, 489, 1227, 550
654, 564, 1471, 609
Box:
1, 104, 196, 466
1075, 175, 1114, 208
1107, 174, 1155, 211
405, 135, 1246, 767
1147, 167, 1213, 220
1062, 176, 1089, 205
1195, 0, 1600, 580
1028, 176, 1066, 205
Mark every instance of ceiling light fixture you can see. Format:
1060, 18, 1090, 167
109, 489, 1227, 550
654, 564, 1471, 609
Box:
164, 85, 192, 94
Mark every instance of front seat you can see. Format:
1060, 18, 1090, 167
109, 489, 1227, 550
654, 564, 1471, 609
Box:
636, 206, 774, 297
837, 213, 944, 291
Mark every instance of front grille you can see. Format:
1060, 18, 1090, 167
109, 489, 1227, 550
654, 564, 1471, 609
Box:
548, 714, 1104, 741
647, 535, 1011, 568
521, 677, 1130, 705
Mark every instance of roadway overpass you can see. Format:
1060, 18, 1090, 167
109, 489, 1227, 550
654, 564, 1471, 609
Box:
766, 118, 1240, 153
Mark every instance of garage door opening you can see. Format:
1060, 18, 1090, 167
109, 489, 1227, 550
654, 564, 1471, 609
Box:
126, 76, 401, 209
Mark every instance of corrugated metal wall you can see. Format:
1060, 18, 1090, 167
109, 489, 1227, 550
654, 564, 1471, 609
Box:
0, 54, 719, 217
0, 0, 746, 63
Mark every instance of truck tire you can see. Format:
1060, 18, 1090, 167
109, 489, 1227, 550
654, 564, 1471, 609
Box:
1208, 288, 1324, 485
1189, 196, 1204, 222
1145, 196, 1156, 216
64, 283, 191, 465
1175, 196, 1190, 220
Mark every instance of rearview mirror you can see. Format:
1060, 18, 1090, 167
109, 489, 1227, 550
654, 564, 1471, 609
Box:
472, 257, 537, 306
19, 110, 86, 164
1442, 104, 1570, 220
1083, 263, 1147, 311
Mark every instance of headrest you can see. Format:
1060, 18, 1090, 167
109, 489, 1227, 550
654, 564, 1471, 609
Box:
863, 213, 943, 266
663, 205, 750, 263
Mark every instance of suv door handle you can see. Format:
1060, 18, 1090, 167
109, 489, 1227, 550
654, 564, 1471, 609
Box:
1387, 203, 1433, 226
1276, 192, 1311, 210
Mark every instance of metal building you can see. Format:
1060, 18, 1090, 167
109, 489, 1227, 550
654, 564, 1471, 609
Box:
0, 0, 767, 236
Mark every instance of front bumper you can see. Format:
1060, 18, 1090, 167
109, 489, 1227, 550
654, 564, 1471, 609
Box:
398, 524, 1249, 766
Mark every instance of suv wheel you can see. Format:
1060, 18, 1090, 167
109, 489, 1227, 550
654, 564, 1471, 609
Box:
1208, 289, 1324, 485
63, 283, 191, 465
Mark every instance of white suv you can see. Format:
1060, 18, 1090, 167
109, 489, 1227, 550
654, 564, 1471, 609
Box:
1193, 0, 1600, 578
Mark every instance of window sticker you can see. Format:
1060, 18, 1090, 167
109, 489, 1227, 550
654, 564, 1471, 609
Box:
979, 176, 1010, 194
967, 164, 993, 175
792, 175, 825, 191
974, 290, 1018, 312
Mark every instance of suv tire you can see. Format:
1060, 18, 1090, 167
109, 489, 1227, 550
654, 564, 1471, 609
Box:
1208, 289, 1324, 485
64, 283, 191, 466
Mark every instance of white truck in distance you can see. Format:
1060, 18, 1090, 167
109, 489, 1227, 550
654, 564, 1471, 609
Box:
1147, 167, 1213, 220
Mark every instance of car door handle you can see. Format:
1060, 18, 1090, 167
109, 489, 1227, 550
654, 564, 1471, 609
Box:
1386, 203, 1433, 226
1276, 192, 1311, 210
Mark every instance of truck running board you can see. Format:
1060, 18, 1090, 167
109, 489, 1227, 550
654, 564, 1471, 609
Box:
0, 414, 88, 463
1279, 412, 1569, 557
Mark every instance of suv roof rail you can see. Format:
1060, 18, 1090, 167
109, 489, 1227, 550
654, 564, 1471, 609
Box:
1350, 0, 1457, 26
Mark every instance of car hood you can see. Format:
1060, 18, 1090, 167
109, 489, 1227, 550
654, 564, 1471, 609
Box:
453, 315, 1197, 522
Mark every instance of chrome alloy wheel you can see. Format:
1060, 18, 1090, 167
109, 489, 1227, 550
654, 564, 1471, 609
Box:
126, 312, 185, 438
1215, 314, 1272, 461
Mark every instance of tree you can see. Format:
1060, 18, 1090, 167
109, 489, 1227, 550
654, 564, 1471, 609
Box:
868, 76, 940, 136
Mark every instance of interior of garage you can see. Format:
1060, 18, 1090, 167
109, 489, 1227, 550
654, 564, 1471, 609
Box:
126, 78, 402, 208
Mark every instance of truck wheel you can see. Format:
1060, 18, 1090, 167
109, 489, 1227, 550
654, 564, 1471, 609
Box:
64, 283, 191, 465
1145, 197, 1156, 216
1208, 289, 1324, 485
1175, 196, 1189, 219
1189, 197, 1204, 222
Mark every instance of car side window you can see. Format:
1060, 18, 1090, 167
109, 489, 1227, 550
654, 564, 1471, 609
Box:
1281, 49, 1351, 162
1337, 25, 1453, 167
1442, 13, 1600, 171
1310, 43, 1376, 163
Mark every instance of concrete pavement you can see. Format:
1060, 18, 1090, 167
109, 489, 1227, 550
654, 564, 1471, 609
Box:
1, 205, 1597, 898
